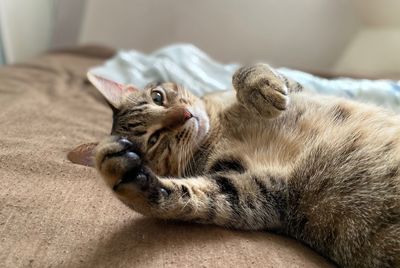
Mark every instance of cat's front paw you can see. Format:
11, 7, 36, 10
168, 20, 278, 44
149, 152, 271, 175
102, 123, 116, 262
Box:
95, 136, 143, 188
95, 136, 169, 214
233, 64, 289, 117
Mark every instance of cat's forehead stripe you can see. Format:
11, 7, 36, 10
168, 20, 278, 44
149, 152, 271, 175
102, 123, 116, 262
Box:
129, 107, 145, 113
132, 130, 147, 137
127, 122, 144, 128
137, 101, 148, 106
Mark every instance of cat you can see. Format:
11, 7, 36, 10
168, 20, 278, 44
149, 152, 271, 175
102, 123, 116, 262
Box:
87, 64, 400, 268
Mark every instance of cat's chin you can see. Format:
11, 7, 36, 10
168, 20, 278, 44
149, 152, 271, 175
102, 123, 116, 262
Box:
191, 108, 210, 144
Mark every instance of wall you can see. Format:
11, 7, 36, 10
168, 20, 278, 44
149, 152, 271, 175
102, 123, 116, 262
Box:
79, 0, 362, 71
0, 0, 54, 63
333, 0, 400, 75
0, 43, 4, 65
352, 0, 400, 27
51, 0, 86, 49
1, 0, 398, 74
0, 18, 4, 64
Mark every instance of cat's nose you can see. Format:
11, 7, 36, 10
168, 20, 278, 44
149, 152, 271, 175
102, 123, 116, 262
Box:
183, 109, 193, 121
163, 107, 193, 130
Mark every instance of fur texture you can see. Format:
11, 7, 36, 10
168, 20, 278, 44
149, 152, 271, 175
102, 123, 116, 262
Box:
92, 64, 400, 268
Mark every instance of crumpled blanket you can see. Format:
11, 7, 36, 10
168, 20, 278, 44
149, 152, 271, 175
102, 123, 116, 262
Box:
91, 44, 400, 112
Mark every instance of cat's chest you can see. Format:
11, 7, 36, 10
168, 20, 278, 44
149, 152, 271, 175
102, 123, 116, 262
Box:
204, 94, 319, 174
206, 118, 301, 174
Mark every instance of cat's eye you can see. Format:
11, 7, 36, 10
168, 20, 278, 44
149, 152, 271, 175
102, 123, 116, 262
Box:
151, 90, 164, 106
148, 131, 161, 147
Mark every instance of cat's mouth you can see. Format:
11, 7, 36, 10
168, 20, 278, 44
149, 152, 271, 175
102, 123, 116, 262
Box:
188, 109, 209, 142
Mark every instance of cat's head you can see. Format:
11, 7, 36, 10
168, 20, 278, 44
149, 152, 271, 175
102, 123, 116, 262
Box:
87, 73, 210, 176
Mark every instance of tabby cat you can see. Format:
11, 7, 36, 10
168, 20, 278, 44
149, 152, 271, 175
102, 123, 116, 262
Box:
88, 64, 400, 268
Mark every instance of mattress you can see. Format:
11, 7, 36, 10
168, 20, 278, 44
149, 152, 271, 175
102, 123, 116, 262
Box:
0, 46, 333, 267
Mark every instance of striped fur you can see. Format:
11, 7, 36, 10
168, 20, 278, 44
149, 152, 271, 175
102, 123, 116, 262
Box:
94, 64, 400, 268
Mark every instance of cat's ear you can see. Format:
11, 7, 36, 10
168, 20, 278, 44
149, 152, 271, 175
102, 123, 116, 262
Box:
67, 142, 98, 167
87, 72, 139, 109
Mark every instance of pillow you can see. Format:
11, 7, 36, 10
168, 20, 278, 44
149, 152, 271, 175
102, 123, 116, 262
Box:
90, 43, 400, 112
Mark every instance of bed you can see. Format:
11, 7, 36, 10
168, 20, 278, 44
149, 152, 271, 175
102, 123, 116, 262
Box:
0, 46, 335, 267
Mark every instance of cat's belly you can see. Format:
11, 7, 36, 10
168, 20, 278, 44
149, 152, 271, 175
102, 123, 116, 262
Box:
217, 92, 400, 177
218, 132, 300, 176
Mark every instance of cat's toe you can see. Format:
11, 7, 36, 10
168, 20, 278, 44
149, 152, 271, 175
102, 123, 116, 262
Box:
113, 166, 170, 213
118, 166, 149, 188
118, 137, 133, 149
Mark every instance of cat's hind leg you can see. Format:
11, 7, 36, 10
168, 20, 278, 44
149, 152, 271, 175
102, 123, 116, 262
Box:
233, 64, 290, 118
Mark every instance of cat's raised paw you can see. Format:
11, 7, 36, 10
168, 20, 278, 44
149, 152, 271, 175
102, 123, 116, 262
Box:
233, 64, 289, 117
95, 136, 143, 188
95, 136, 167, 209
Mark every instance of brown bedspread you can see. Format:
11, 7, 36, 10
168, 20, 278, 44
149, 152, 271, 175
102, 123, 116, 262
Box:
0, 46, 334, 267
